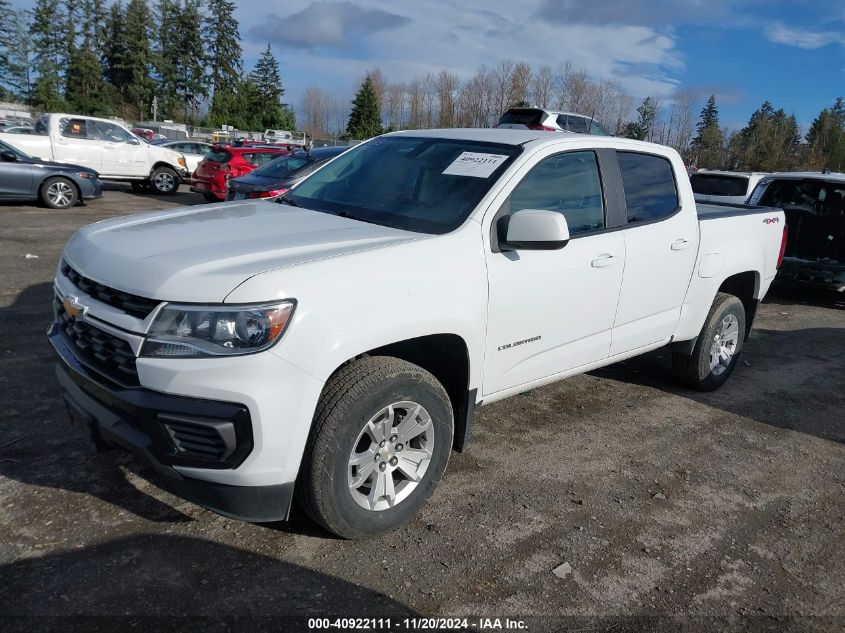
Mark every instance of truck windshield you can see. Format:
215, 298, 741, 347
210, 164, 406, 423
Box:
286, 136, 522, 234
690, 173, 749, 197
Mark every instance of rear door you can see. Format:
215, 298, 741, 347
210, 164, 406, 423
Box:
610, 151, 698, 355
52, 117, 102, 172
483, 148, 626, 395
0, 152, 35, 197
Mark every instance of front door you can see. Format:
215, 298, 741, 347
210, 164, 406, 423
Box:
95, 121, 147, 177
483, 149, 626, 396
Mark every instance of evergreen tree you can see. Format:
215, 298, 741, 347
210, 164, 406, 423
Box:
806, 98, 845, 171
624, 97, 657, 141
66, 46, 114, 115
103, 3, 130, 98
174, 0, 207, 123
249, 44, 294, 129
346, 75, 382, 139
4, 9, 34, 104
152, 0, 182, 119
204, 0, 242, 125
122, 0, 155, 118
0, 0, 13, 96
731, 101, 801, 171
31, 0, 69, 110
691, 94, 725, 169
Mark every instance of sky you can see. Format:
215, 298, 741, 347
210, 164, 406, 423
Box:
10, 0, 845, 130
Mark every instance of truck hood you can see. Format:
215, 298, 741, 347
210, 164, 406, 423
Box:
64, 201, 425, 302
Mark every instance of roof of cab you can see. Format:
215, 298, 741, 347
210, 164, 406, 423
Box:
765, 171, 845, 183
384, 128, 547, 145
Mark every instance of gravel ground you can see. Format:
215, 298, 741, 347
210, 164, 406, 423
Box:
0, 187, 843, 632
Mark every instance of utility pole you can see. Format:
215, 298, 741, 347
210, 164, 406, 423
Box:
152, 95, 158, 122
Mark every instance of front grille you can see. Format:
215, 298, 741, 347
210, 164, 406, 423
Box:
62, 261, 159, 319
55, 298, 139, 386
158, 413, 236, 462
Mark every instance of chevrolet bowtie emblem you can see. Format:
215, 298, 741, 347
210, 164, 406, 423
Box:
63, 295, 88, 319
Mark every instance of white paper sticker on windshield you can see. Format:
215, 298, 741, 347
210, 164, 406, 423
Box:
442, 152, 509, 178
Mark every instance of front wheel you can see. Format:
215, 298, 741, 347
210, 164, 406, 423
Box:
672, 292, 746, 391
296, 357, 454, 539
40, 177, 78, 209
150, 166, 179, 195
202, 192, 220, 203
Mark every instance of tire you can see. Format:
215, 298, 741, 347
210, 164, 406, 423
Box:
150, 166, 179, 195
40, 177, 78, 209
672, 292, 746, 391
296, 356, 454, 539
130, 181, 152, 193
202, 192, 220, 203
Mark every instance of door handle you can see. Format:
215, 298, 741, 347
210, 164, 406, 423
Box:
671, 239, 691, 251
591, 253, 619, 268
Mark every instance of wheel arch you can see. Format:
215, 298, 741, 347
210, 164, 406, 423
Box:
326, 333, 477, 452
672, 269, 761, 355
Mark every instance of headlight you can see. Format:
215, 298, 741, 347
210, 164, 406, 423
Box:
178, 156, 186, 167
78, 172, 96, 179
142, 301, 295, 358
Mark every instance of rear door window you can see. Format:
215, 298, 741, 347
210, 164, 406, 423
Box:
60, 118, 94, 140
690, 173, 749, 197
617, 151, 679, 224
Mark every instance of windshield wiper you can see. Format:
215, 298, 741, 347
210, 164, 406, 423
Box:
278, 194, 299, 207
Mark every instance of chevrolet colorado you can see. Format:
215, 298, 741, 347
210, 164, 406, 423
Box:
49, 129, 787, 538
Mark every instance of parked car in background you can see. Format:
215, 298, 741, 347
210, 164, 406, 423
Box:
0, 114, 187, 194
496, 107, 611, 135
748, 171, 845, 292
50, 129, 786, 538
690, 170, 768, 204
2, 126, 38, 135
151, 140, 213, 175
0, 139, 102, 209
226, 146, 347, 200
190, 144, 290, 202
264, 129, 309, 147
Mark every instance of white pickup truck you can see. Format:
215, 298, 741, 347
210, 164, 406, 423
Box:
0, 114, 188, 195
49, 129, 787, 538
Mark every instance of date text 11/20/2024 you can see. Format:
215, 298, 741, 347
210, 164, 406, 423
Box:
307, 617, 528, 630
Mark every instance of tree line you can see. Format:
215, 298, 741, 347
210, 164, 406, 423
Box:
334, 64, 844, 173
1, 0, 842, 172
0, 0, 294, 131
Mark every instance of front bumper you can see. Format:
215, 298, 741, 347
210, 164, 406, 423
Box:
48, 318, 322, 522
78, 177, 103, 200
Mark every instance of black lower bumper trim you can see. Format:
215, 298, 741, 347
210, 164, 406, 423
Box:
169, 478, 294, 523
49, 323, 293, 523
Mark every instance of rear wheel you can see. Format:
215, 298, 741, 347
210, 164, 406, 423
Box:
672, 292, 746, 391
40, 177, 78, 209
150, 166, 179, 195
296, 356, 454, 539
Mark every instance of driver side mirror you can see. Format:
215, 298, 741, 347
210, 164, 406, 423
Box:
0, 151, 17, 162
127, 137, 140, 145
499, 209, 570, 251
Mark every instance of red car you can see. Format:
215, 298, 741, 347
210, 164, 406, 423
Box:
190, 145, 290, 202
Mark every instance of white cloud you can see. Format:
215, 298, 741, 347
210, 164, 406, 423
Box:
241, 0, 687, 108
765, 23, 845, 49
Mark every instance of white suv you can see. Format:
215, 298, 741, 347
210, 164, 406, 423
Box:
690, 170, 769, 205
496, 107, 611, 135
